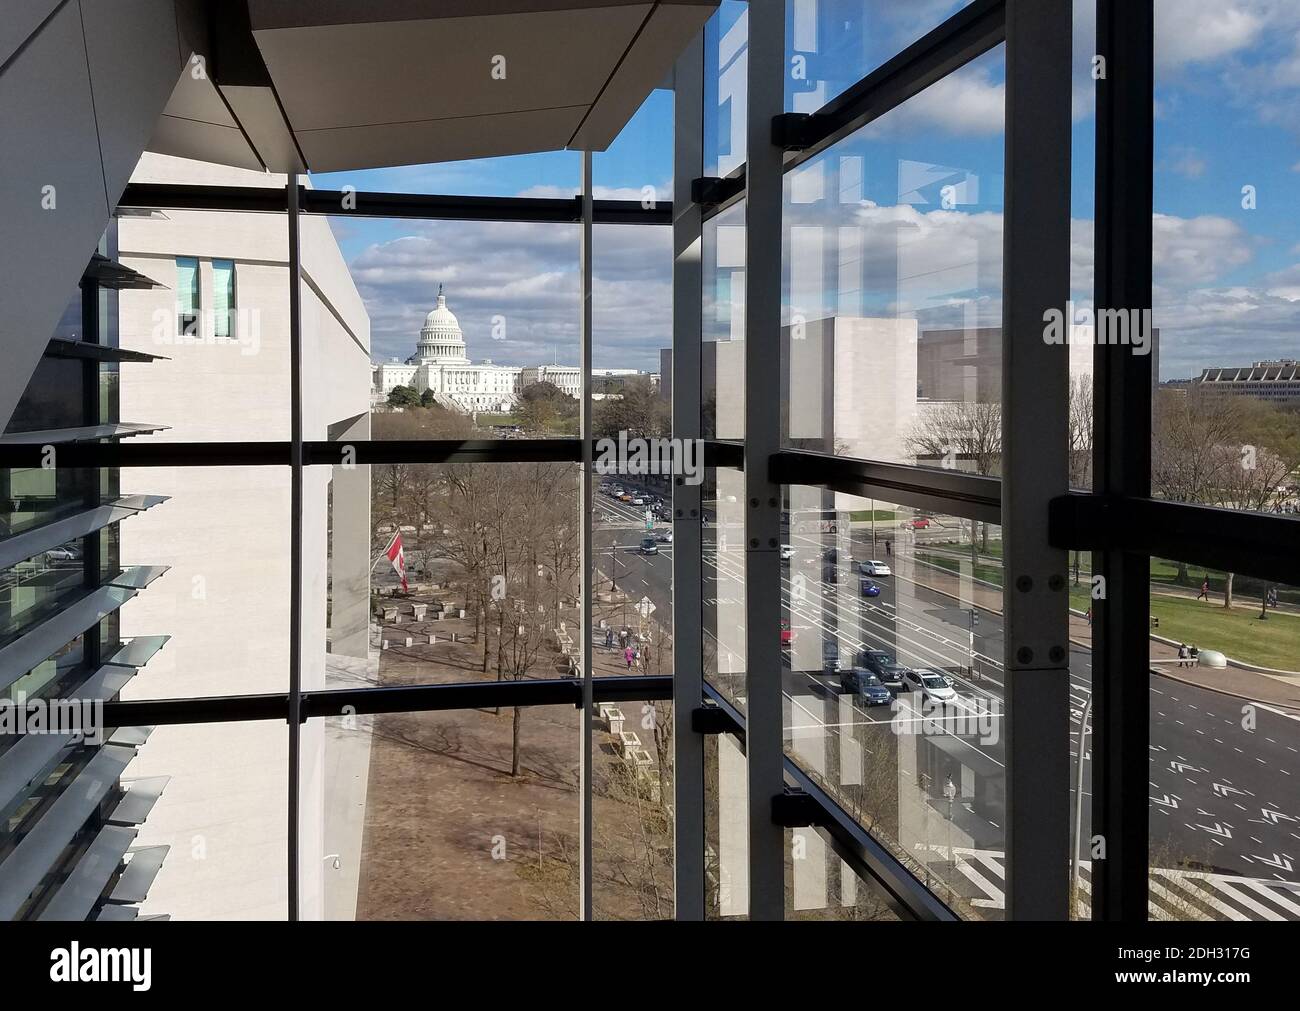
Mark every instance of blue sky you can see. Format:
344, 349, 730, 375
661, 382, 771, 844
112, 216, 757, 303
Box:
311, 0, 1300, 382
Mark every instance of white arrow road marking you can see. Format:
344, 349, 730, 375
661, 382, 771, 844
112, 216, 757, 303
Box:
1151, 794, 1179, 810
1213, 783, 1246, 798
1171, 760, 1200, 774
1196, 822, 1234, 839
1255, 854, 1294, 873
1261, 809, 1297, 825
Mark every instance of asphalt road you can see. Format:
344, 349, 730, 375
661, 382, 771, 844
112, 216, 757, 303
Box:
592, 488, 1300, 906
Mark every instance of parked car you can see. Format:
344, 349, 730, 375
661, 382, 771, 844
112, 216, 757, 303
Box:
860, 578, 881, 598
839, 668, 892, 706
43, 546, 80, 563
859, 559, 891, 576
780, 544, 796, 561
780, 619, 795, 648
639, 537, 658, 555
901, 667, 957, 703
633, 497, 645, 506
854, 649, 907, 693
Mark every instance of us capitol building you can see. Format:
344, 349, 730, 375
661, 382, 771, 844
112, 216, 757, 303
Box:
370, 286, 581, 412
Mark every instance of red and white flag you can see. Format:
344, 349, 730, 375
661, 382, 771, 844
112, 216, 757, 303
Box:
384, 531, 408, 592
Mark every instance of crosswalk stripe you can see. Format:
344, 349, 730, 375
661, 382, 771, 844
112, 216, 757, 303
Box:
916, 845, 1300, 920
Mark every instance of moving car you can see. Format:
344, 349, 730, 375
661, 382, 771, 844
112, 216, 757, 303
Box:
822, 639, 841, 673
780, 544, 795, 561
639, 537, 658, 555
654, 529, 673, 543
839, 668, 892, 706
632, 497, 645, 506
860, 578, 881, 598
908, 517, 932, 529
901, 667, 957, 703
853, 649, 907, 693
859, 559, 891, 576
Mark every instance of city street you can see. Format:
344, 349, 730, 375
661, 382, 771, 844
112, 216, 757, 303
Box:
592, 486, 1300, 919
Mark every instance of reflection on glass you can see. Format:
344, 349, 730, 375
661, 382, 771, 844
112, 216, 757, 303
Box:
781, 46, 1011, 469
785, 1, 977, 113
780, 487, 1012, 918
702, 203, 746, 441
705, 730, 749, 919
704, 1, 749, 178
703, 468, 747, 712
786, 827, 903, 920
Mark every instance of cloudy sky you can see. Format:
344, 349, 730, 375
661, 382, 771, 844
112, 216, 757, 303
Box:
311, 0, 1300, 382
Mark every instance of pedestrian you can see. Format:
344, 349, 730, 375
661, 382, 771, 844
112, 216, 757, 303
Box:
885, 540, 892, 556
1177, 643, 1189, 668
624, 645, 634, 670
619, 628, 627, 649
1196, 578, 1210, 601
1085, 605, 1092, 627
1267, 587, 1279, 609
605, 627, 614, 650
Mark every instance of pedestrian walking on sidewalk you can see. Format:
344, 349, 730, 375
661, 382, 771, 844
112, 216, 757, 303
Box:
624, 645, 634, 670
605, 627, 614, 650
1197, 578, 1210, 601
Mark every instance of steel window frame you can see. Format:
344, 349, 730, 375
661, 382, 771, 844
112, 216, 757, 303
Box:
999, 0, 1074, 921
740, 0, 788, 922
671, 29, 708, 921
1085, 0, 1155, 923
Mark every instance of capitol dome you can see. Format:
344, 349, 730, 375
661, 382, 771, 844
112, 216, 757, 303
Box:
411, 285, 470, 364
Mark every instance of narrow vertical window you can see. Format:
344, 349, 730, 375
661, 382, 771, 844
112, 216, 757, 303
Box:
176, 256, 199, 337
213, 259, 235, 338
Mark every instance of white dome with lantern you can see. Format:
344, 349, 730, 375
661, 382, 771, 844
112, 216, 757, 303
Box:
410, 284, 470, 365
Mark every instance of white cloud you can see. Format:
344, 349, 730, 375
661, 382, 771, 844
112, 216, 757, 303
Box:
900, 62, 1005, 137
1154, 0, 1269, 70
1152, 213, 1254, 285
348, 218, 670, 369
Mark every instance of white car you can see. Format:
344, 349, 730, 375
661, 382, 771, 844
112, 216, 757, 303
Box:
902, 667, 957, 703
859, 560, 891, 576
780, 544, 796, 560
633, 497, 645, 506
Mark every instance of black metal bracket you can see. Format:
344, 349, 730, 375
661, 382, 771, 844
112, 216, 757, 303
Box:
771, 787, 822, 828
690, 175, 745, 207
1049, 492, 1300, 587
691, 704, 740, 736
771, 112, 814, 151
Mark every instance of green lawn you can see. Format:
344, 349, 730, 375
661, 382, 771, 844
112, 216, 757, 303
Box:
1146, 594, 1299, 670
1066, 587, 1298, 670
915, 551, 1005, 588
